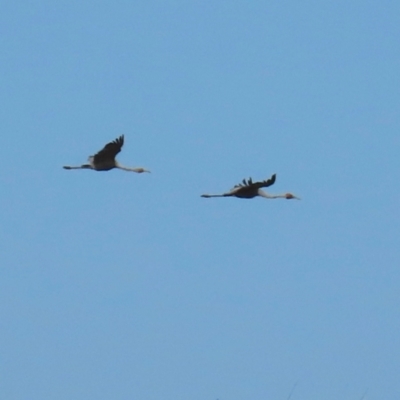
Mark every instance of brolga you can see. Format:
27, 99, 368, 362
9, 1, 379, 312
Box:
63, 135, 150, 173
201, 173, 300, 200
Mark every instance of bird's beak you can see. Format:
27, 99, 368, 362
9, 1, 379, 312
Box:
287, 193, 301, 200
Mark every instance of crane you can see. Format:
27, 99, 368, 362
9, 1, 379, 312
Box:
63, 135, 150, 173
201, 173, 300, 200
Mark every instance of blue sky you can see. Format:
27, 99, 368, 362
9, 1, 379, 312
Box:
1, 1, 399, 399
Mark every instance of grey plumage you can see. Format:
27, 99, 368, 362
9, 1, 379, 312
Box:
201, 173, 300, 200
63, 135, 150, 173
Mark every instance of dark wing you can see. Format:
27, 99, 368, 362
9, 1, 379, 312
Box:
92, 135, 124, 164
233, 174, 276, 189
233, 177, 252, 189
253, 173, 276, 188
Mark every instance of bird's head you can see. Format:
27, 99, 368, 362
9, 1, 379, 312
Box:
285, 193, 300, 200
133, 167, 151, 173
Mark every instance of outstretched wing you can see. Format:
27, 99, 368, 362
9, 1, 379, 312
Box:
253, 173, 276, 188
92, 135, 124, 164
232, 173, 276, 190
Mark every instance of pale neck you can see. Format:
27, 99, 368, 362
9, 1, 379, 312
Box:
117, 165, 143, 172
257, 189, 286, 199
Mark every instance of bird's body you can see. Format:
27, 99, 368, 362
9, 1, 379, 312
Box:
63, 135, 150, 173
201, 174, 300, 200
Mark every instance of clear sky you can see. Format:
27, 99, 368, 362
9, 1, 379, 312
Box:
1, 1, 399, 399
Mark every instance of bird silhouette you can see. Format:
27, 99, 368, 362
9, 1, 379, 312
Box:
63, 135, 150, 173
201, 174, 300, 200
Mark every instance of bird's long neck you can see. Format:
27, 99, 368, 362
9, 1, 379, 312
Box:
116, 164, 148, 173
257, 189, 286, 199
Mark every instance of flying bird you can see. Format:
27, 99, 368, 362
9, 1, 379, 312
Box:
63, 135, 150, 173
201, 174, 300, 200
